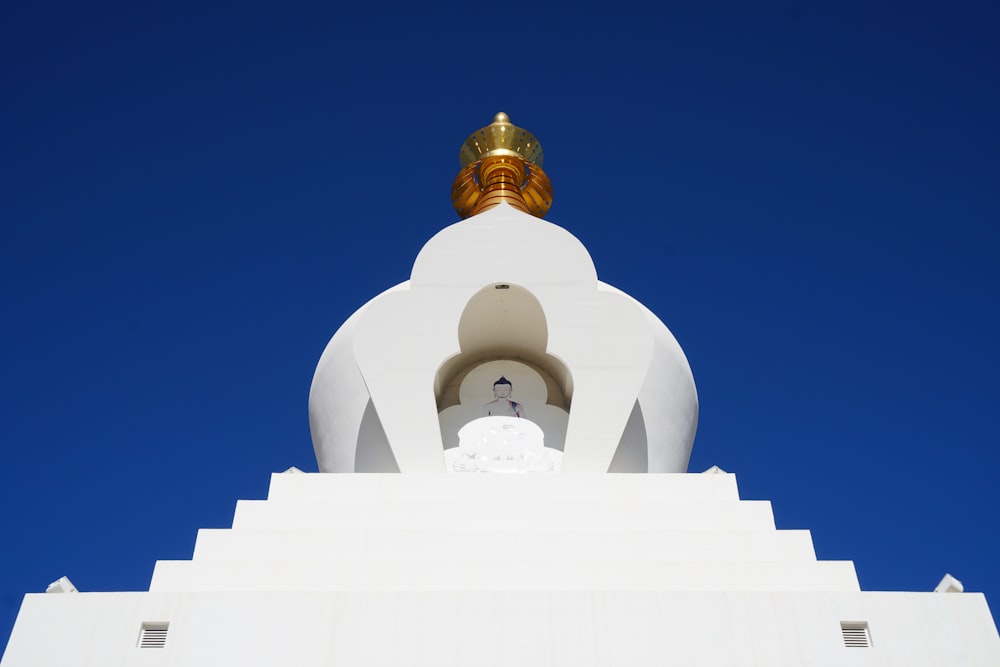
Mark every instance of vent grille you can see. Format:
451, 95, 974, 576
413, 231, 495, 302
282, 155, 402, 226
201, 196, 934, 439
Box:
841, 622, 871, 648
138, 622, 169, 648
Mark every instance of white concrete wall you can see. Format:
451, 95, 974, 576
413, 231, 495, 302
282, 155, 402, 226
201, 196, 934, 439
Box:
5, 590, 999, 666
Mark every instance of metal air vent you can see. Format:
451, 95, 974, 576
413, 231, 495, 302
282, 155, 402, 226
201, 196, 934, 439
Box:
138, 622, 169, 648
840, 621, 871, 648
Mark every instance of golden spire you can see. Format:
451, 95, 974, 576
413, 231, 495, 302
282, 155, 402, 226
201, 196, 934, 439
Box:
451, 112, 553, 219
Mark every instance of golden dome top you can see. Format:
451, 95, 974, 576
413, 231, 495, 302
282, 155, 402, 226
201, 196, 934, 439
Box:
458, 112, 544, 169
452, 112, 552, 219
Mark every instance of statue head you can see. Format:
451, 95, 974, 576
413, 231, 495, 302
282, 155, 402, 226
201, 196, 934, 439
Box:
493, 376, 512, 399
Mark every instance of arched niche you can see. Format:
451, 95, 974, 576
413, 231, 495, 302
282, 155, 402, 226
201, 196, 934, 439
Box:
435, 283, 572, 411
435, 283, 572, 453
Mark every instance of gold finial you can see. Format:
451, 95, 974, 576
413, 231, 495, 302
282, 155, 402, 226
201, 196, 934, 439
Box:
451, 112, 553, 219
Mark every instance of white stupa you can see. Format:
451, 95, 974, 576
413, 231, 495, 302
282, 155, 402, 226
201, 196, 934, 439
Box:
3, 113, 998, 666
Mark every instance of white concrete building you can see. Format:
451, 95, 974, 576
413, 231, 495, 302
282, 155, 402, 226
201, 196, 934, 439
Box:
3, 113, 999, 666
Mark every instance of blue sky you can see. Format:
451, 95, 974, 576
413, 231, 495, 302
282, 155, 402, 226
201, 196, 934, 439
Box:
2, 1, 999, 653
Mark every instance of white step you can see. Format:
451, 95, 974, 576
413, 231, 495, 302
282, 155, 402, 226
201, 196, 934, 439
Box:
149, 558, 859, 593
231, 498, 776, 531
191, 527, 817, 562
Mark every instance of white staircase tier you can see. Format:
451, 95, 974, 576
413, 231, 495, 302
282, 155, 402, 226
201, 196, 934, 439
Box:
147, 472, 859, 593
6, 471, 1000, 666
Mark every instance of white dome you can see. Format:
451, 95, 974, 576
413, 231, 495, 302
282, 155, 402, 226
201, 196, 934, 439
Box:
308, 203, 697, 473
